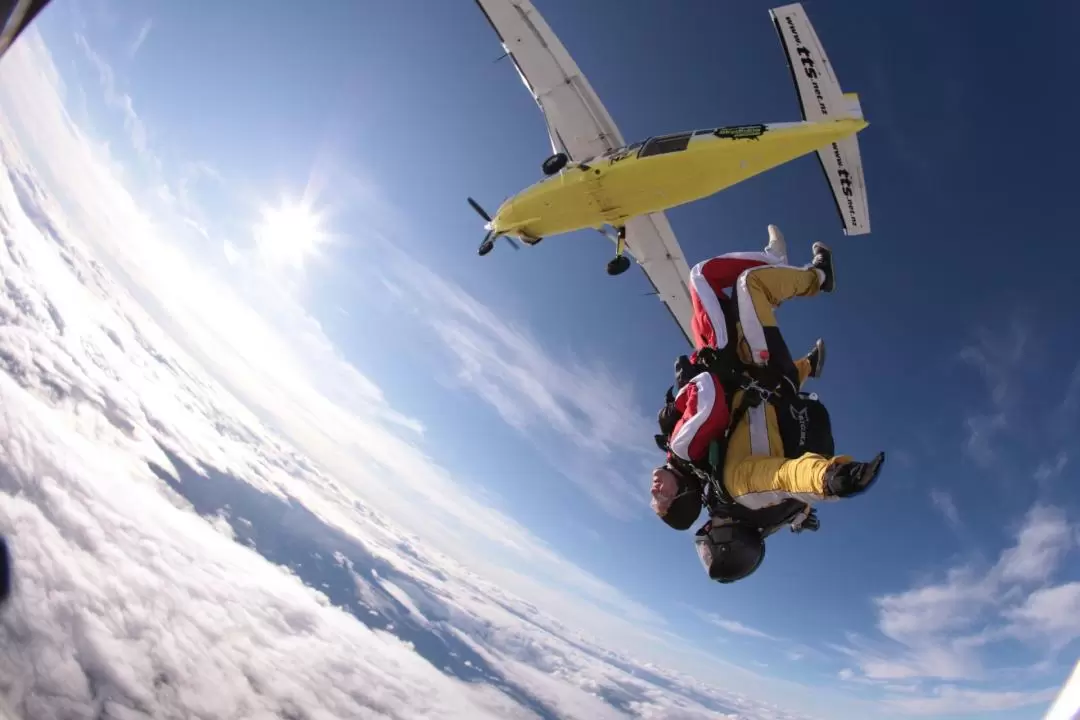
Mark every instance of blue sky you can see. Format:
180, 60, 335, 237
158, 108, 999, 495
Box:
9, 0, 1080, 717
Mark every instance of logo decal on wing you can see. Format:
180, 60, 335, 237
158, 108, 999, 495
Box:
713, 124, 768, 141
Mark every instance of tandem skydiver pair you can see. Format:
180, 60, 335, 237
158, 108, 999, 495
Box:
650, 226, 885, 584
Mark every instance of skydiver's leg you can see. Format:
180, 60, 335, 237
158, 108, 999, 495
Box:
793, 338, 826, 387
734, 265, 825, 388
723, 451, 886, 509
764, 224, 789, 265
794, 358, 812, 387
690, 250, 792, 350
690, 255, 772, 350
687, 225, 793, 350
727, 453, 840, 507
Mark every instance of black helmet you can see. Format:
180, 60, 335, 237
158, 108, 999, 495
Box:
694, 521, 765, 583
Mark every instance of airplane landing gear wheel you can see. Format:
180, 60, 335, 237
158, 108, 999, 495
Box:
606, 255, 631, 276
478, 237, 495, 256
542, 153, 569, 176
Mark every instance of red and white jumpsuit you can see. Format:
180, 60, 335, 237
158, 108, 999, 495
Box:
688, 249, 785, 353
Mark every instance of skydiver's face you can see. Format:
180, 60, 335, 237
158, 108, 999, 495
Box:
650, 466, 680, 516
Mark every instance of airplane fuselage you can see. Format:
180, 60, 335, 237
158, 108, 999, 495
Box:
489, 117, 868, 242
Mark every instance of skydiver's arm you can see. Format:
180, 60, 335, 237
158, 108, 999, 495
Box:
668, 372, 730, 463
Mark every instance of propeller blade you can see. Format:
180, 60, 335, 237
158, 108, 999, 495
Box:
467, 197, 492, 223
504, 237, 520, 250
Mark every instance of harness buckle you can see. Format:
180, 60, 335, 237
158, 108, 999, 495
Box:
741, 379, 773, 406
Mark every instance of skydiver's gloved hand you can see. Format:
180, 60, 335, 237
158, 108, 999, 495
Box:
674, 355, 698, 390
825, 452, 886, 498
694, 346, 722, 370
656, 387, 679, 450
790, 506, 820, 533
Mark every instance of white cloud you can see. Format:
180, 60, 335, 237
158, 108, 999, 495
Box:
0, 23, 843, 720
74, 31, 150, 161
372, 250, 659, 519
698, 613, 777, 641
996, 504, 1072, 584
1034, 451, 1069, 486
128, 19, 152, 58
0, 341, 526, 720
958, 320, 1026, 411
22, 18, 664, 525
929, 490, 961, 531
0, 23, 576, 601
883, 685, 1058, 716
836, 502, 1078, 712
958, 319, 1026, 468
1004, 582, 1080, 645
961, 412, 1005, 469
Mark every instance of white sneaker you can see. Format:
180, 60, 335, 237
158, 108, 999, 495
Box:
764, 224, 789, 265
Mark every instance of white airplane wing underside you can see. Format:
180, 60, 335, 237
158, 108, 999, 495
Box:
474, 0, 695, 343
473, 0, 623, 161
770, 2, 871, 235
623, 214, 694, 344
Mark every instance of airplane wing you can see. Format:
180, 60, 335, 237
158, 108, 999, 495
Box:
473, 0, 623, 161
0, 0, 52, 61
474, 0, 695, 344
770, 2, 871, 235
623, 214, 694, 344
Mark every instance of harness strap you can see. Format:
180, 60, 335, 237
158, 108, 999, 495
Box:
704, 382, 764, 506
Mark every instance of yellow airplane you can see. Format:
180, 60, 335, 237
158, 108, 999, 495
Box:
470, 115, 866, 272
471, 1, 871, 341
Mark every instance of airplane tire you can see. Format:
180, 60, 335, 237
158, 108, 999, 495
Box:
478, 238, 495, 256
606, 255, 631, 276
541, 153, 568, 176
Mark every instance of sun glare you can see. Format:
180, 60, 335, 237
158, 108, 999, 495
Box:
252, 199, 328, 270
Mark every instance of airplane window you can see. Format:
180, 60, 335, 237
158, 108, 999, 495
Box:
638, 132, 693, 158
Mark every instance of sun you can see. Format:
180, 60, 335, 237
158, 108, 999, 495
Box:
252, 199, 328, 270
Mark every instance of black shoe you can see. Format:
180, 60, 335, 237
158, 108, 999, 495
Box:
807, 338, 826, 379
811, 242, 835, 293
825, 452, 885, 498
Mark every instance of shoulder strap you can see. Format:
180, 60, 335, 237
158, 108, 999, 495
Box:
703, 383, 766, 506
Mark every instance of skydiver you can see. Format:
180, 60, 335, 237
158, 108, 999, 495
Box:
651, 239, 885, 583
